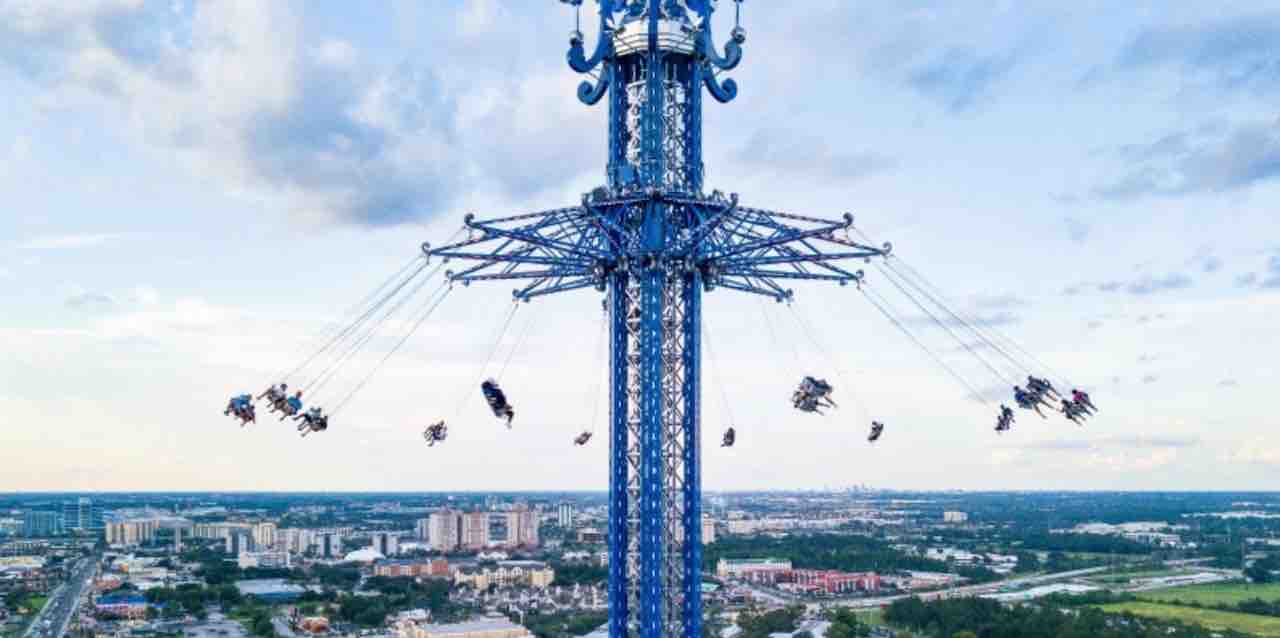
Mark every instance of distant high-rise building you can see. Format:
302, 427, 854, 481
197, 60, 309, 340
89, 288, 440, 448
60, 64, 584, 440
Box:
415, 518, 430, 541
557, 503, 574, 528
943, 511, 969, 524
174, 526, 182, 554
702, 516, 716, 544
105, 519, 159, 547
515, 506, 539, 548
319, 532, 342, 558
22, 511, 62, 538
429, 510, 461, 552
372, 532, 399, 557
225, 529, 254, 555
252, 522, 277, 549
461, 511, 488, 550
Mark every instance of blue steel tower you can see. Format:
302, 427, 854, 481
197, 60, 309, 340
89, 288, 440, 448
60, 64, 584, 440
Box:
428, 2, 889, 636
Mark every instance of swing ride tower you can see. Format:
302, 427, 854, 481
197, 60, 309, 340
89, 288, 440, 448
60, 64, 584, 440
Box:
428, 2, 890, 636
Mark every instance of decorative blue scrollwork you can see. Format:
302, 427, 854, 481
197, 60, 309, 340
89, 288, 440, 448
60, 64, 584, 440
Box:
702, 73, 737, 103
577, 71, 612, 105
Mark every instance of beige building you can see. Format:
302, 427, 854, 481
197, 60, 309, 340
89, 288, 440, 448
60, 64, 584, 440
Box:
453, 561, 555, 590
396, 618, 532, 638
702, 516, 716, 544
461, 512, 488, 550
430, 510, 462, 552
253, 522, 277, 549
104, 519, 159, 547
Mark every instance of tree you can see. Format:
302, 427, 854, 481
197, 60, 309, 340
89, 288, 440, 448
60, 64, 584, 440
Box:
1245, 554, 1279, 584
952, 632, 977, 638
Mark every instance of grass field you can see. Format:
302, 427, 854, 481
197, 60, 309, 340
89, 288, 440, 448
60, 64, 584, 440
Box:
1100, 601, 1280, 637
1138, 582, 1280, 606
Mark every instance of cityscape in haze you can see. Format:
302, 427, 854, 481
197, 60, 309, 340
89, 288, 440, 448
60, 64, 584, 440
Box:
3, 1, 1279, 638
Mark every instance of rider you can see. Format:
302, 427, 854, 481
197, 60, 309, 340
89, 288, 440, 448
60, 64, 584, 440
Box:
301, 414, 328, 437
721, 427, 736, 448
1013, 386, 1047, 418
257, 383, 286, 403
237, 403, 256, 427
868, 421, 885, 442
574, 431, 592, 446
481, 379, 515, 426
295, 406, 322, 431
281, 391, 302, 419
424, 421, 447, 446
1071, 389, 1096, 413
225, 394, 251, 416
996, 404, 1014, 432
1060, 399, 1085, 425
1028, 376, 1060, 400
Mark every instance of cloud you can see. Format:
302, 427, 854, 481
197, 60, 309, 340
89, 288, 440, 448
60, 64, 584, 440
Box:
1135, 313, 1170, 325
1022, 436, 1198, 452
1137, 353, 1159, 364
1063, 217, 1090, 243
0, 2, 597, 227
1228, 439, 1280, 467
1236, 273, 1259, 287
1218, 379, 1239, 388
971, 293, 1026, 310
1124, 273, 1193, 295
1141, 374, 1159, 385
1066, 274, 1192, 297
18, 233, 137, 249
66, 291, 115, 309
732, 127, 895, 182
1201, 256, 1223, 273
906, 46, 1018, 113
1117, 13, 1280, 96
1092, 119, 1280, 201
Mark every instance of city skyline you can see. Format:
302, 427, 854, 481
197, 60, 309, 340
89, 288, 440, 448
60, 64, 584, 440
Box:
2, 2, 1280, 492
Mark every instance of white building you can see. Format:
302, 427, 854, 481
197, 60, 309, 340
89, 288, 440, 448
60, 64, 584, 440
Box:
558, 504, 575, 528
943, 511, 969, 524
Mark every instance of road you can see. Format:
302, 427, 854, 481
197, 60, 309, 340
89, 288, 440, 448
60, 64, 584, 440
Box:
23, 555, 98, 638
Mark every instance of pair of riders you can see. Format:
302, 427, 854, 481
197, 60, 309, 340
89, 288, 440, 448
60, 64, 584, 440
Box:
259, 383, 304, 421
481, 379, 515, 426
995, 404, 1015, 432
424, 421, 448, 446
224, 394, 256, 426
1012, 376, 1057, 418
294, 407, 328, 437
793, 376, 836, 414
1060, 389, 1097, 425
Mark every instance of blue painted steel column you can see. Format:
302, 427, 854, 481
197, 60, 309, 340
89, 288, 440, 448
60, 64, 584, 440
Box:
607, 272, 630, 638
681, 273, 703, 638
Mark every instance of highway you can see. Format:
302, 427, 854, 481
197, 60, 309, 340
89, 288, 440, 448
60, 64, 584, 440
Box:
23, 555, 97, 638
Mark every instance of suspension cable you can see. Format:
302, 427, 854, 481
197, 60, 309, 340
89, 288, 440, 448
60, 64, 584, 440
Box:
787, 302, 871, 426
854, 226, 1071, 388
881, 259, 1029, 383
758, 297, 803, 380
329, 284, 454, 418
305, 263, 445, 398
875, 264, 1015, 387
261, 253, 426, 387
290, 259, 437, 388
497, 306, 539, 382
860, 283, 990, 407
702, 320, 738, 433
452, 300, 521, 419
582, 306, 608, 435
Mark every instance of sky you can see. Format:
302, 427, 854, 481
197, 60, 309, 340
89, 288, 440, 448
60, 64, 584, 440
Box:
2, 0, 1279, 492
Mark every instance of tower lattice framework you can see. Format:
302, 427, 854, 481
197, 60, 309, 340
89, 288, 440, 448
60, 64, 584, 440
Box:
428, 2, 889, 637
